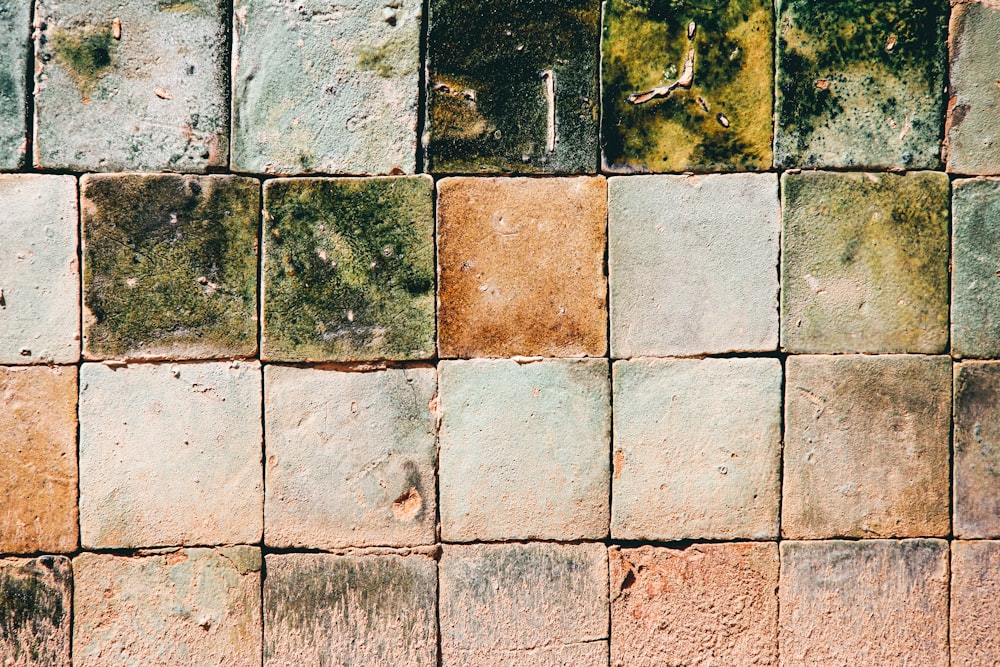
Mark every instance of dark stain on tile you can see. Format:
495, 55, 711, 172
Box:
0, 556, 72, 667
50, 24, 117, 97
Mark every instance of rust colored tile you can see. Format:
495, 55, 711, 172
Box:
951, 540, 1000, 666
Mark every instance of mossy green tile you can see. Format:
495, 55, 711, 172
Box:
82, 174, 260, 360
426, 0, 600, 174
952, 178, 1000, 358
775, 0, 949, 169
262, 176, 434, 361
0, 2, 30, 170
781, 171, 950, 354
602, 0, 773, 173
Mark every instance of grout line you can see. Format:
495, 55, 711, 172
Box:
416, 0, 430, 174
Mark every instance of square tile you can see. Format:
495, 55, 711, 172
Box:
439, 358, 610, 541
262, 176, 434, 361
953, 361, 1000, 538
0, 556, 72, 667
0, 366, 78, 555
779, 540, 948, 666
79, 361, 263, 549
612, 358, 781, 541
782, 355, 951, 539
951, 540, 1000, 666
264, 552, 437, 666
602, 0, 774, 172
781, 171, 949, 354
426, 0, 600, 173
609, 174, 779, 357
0, 2, 30, 169
952, 178, 1000, 358
73, 548, 261, 667
610, 544, 778, 667
774, 0, 949, 168
232, 0, 420, 175
34, 0, 229, 171
437, 176, 607, 358
440, 543, 608, 667
82, 174, 259, 360
0, 175, 80, 364
264, 365, 437, 549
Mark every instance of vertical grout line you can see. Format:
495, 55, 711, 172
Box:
595, 1, 606, 174
603, 175, 613, 667
431, 172, 444, 667
255, 175, 266, 667
225, 0, 236, 174
70, 171, 83, 667
23, 0, 36, 172
416, 0, 431, 174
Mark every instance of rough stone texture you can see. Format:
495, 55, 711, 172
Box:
437, 177, 607, 358
264, 365, 437, 549
0, 2, 29, 169
232, 0, 420, 175
440, 543, 608, 667
0, 366, 78, 555
783, 354, 951, 539
610, 544, 778, 667
779, 540, 949, 666
608, 174, 779, 357
78, 361, 263, 549
774, 0, 949, 168
264, 552, 437, 666
82, 174, 259, 360
952, 177, 1000, 358
0, 556, 72, 667
602, 0, 773, 172
954, 361, 1000, 538
0, 175, 80, 364
612, 358, 781, 541
781, 171, 950, 353
73, 548, 261, 667
946, 1, 1000, 175
426, 0, 600, 173
262, 176, 434, 361
34, 0, 229, 172
439, 358, 610, 541
951, 540, 1000, 666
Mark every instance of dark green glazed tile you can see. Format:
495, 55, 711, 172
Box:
262, 176, 434, 361
952, 178, 1000, 358
82, 174, 260, 360
775, 0, 949, 168
602, 0, 773, 173
0, 2, 29, 170
426, 0, 600, 174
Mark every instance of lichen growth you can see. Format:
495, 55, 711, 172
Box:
0, 560, 67, 664
51, 25, 117, 97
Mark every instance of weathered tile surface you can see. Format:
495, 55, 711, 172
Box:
783, 355, 951, 539
947, 1, 1000, 174
439, 359, 610, 541
0, 175, 80, 364
952, 178, 1000, 358
0, 2, 29, 169
82, 174, 259, 360
262, 176, 434, 361
602, 0, 773, 172
774, 0, 949, 168
951, 540, 1000, 666
79, 361, 263, 549
264, 552, 437, 666
232, 0, 420, 175
781, 171, 950, 353
779, 540, 949, 666
612, 358, 781, 541
0, 556, 72, 667
954, 361, 1000, 538
73, 548, 261, 667
610, 544, 778, 667
426, 0, 600, 173
0, 366, 78, 555
440, 543, 608, 667
437, 177, 607, 358
34, 0, 229, 171
609, 174, 779, 357
264, 365, 436, 549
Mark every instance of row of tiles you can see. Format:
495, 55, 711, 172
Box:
4, 355, 1000, 556
0, 0, 998, 175
5, 171, 1000, 364
3, 539, 999, 666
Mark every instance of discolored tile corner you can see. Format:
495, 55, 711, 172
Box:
953, 360, 1000, 538
0, 555, 72, 667
951, 540, 1000, 666
0, 2, 31, 170
81, 173, 260, 361
261, 175, 435, 362
951, 177, 1000, 358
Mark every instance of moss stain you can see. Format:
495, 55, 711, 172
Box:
0, 561, 67, 664
51, 25, 117, 97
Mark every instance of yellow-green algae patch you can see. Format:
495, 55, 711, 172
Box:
50, 24, 117, 97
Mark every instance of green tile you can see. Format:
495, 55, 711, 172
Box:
426, 0, 600, 174
602, 0, 773, 173
775, 0, 949, 168
82, 174, 260, 359
0, 2, 29, 170
262, 176, 434, 361
952, 178, 1000, 358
